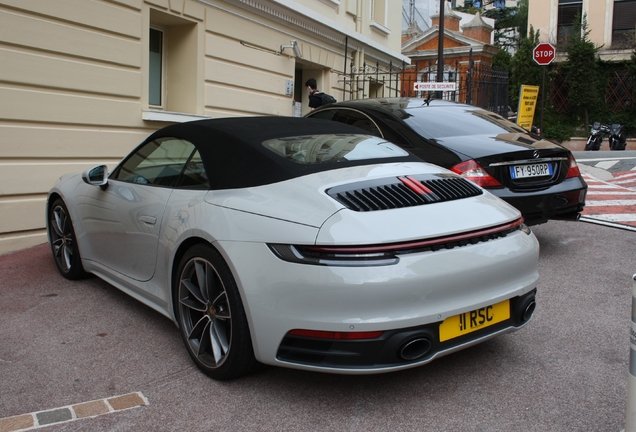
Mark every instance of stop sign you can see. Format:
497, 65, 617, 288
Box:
533, 43, 556, 65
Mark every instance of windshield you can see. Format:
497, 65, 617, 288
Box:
262, 134, 409, 164
404, 107, 528, 139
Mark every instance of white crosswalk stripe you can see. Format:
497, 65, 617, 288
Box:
585, 200, 636, 206
581, 172, 636, 229
595, 160, 620, 170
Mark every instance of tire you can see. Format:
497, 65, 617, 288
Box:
48, 198, 88, 280
175, 244, 258, 380
611, 137, 626, 151
585, 137, 597, 151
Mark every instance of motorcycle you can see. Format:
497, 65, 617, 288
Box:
608, 123, 626, 150
585, 122, 609, 151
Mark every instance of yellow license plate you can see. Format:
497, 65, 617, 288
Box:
439, 300, 510, 342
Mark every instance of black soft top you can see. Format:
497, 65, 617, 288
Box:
143, 116, 420, 190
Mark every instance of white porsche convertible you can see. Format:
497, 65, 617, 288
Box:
47, 117, 539, 380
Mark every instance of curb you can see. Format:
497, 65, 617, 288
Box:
559, 138, 636, 152
0, 392, 148, 432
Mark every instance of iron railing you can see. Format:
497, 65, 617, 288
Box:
335, 56, 510, 119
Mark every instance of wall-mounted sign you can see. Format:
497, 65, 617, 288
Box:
413, 82, 457, 91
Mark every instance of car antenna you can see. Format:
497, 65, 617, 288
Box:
422, 95, 432, 106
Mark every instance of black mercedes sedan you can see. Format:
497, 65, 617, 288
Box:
306, 98, 587, 225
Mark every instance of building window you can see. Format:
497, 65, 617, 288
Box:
147, 9, 198, 115
557, 0, 582, 45
149, 27, 164, 107
612, 0, 636, 48
370, 0, 386, 25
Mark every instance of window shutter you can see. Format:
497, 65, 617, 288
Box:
613, 0, 636, 31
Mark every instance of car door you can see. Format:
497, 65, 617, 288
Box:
77, 137, 200, 281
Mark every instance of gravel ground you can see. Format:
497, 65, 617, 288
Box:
1, 219, 634, 431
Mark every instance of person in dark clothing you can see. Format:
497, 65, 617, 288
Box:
305, 78, 324, 110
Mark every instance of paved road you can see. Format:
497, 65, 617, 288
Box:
574, 150, 636, 175
573, 151, 636, 230
1, 218, 635, 431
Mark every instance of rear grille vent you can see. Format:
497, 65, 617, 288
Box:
327, 175, 483, 212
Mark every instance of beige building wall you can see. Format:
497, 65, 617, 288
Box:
528, 0, 631, 61
0, 0, 409, 255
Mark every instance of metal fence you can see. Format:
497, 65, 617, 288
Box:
605, 70, 634, 112
336, 61, 405, 101
335, 59, 510, 118
548, 68, 634, 114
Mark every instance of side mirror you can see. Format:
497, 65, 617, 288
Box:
82, 165, 109, 190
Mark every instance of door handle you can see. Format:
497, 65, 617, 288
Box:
139, 215, 157, 225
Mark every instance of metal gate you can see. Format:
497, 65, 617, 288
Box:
337, 61, 405, 101
336, 55, 510, 119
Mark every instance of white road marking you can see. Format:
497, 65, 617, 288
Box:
577, 156, 636, 162
595, 160, 620, 169
613, 172, 636, 179
584, 200, 636, 206
614, 179, 636, 186
586, 191, 636, 196
579, 167, 636, 229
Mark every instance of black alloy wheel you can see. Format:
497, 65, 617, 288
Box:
175, 243, 258, 380
48, 198, 88, 280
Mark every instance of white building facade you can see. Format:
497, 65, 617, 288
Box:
528, 0, 635, 61
0, 0, 408, 254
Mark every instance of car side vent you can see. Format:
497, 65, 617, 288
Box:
327, 175, 483, 212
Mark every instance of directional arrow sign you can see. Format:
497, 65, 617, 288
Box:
533, 43, 556, 66
414, 82, 456, 91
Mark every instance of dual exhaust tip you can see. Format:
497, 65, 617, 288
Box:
398, 295, 536, 362
399, 338, 433, 361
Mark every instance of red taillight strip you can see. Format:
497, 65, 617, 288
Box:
398, 176, 434, 195
566, 154, 582, 179
288, 329, 384, 340
304, 217, 525, 254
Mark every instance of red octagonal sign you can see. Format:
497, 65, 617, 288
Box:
533, 43, 556, 66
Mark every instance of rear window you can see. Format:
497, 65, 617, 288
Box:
405, 107, 527, 138
262, 134, 409, 164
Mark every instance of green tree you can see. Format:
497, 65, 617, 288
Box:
482, 0, 528, 50
508, 26, 542, 111
516, 0, 528, 41
561, 13, 600, 129
492, 49, 512, 70
456, 0, 527, 50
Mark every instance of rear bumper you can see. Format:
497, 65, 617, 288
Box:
490, 177, 587, 225
276, 290, 537, 371
217, 228, 539, 373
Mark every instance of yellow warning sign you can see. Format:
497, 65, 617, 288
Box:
516, 85, 539, 131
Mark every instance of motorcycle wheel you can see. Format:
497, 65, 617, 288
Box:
610, 137, 626, 151
617, 137, 626, 150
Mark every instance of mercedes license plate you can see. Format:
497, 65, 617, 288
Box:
510, 163, 553, 179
